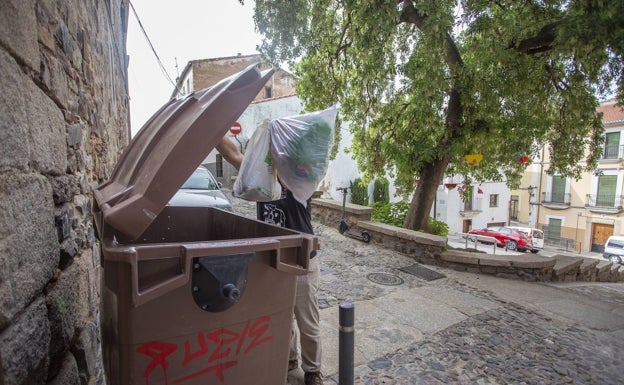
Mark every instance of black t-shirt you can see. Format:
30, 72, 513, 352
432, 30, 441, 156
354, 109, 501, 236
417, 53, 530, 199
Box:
256, 188, 316, 257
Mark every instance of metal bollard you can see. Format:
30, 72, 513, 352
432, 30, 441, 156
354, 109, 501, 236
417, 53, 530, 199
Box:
339, 302, 354, 385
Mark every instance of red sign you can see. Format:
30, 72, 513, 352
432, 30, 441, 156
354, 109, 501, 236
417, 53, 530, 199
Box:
230, 122, 242, 135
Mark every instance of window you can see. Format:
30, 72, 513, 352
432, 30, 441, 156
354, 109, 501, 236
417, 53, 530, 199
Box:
597, 175, 617, 207
510, 195, 519, 220
547, 218, 562, 242
604, 131, 621, 159
264, 86, 272, 98
489, 194, 498, 207
551, 176, 566, 203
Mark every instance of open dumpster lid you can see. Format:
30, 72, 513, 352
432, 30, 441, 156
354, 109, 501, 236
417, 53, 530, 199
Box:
94, 63, 274, 239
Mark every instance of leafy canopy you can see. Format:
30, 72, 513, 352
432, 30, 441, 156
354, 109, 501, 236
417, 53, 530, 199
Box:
245, 0, 623, 199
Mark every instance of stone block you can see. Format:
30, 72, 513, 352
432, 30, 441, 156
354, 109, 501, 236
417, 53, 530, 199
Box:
0, 298, 50, 385
478, 255, 512, 267
0, 0, 39, 70
0, 49, 67, 175
47, 352, 80, 385
439, 251, 480, 265
552, 255, 583, 278
509, 257, 556, 269
358, 221, 397, 237
0, 171, 59, 328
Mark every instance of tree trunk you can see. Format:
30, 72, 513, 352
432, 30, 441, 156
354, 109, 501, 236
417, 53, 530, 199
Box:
404, 156, 450, 231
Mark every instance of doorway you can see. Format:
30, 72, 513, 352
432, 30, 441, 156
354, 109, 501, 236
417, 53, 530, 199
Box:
591, 223, 614, 252
462, 219, 472, 234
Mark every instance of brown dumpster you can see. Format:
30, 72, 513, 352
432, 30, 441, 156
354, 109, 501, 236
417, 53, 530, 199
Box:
93, 64, 318, 385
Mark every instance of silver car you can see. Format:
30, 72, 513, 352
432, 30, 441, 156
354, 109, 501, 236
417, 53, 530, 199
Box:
168, 166, 233, 210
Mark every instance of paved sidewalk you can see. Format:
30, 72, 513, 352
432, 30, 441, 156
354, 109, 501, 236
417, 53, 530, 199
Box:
229, 196, 624, 385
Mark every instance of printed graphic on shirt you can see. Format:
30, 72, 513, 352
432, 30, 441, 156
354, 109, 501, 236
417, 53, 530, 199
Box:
260, 203, 286, 227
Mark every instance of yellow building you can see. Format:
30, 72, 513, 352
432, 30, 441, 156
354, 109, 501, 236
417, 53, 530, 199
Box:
513, 99, 624, 253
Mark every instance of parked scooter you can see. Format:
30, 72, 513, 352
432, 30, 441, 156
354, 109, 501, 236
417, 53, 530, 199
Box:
336, 187, 371, 243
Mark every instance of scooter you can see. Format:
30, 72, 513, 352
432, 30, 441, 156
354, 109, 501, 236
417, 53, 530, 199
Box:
336, 187, 371, 243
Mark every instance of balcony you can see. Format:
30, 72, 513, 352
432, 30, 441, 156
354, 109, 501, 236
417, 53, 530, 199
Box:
541, 192, 570, 209
601, 144, 624, 162
459, 199, 482, 218
585, 194, 624, 214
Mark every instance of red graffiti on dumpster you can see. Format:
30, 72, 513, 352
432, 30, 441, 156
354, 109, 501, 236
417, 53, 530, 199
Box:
136, 316, 273, 385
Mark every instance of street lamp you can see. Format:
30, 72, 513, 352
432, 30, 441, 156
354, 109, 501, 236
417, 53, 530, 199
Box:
575, 211, 582, 253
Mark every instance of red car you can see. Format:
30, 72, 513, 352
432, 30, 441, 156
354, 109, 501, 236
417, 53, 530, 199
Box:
467, 226, 533, 252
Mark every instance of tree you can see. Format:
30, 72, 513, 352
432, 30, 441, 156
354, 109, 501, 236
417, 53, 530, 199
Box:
245, 0, 623, 232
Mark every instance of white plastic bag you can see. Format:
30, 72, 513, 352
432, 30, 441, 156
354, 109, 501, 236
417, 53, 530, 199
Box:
269, 106, 338, 206
233, 123, 282, 201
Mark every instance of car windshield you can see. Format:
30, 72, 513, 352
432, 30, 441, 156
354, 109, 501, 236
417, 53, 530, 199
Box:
181, 169, 219, 190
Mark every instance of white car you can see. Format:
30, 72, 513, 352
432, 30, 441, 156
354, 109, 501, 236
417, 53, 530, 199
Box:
602, 235, 624, 264
167, 166, 233, 210
508, 226, 544, 254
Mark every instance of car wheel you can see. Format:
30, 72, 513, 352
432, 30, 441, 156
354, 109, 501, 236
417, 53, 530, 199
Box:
361, 232, 371, 243
505, 240, 517, 251
530, 249, 539, 254
609, 255, 622, 264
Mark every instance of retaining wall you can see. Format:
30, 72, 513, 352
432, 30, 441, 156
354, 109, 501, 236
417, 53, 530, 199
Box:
310, 198, 624, 283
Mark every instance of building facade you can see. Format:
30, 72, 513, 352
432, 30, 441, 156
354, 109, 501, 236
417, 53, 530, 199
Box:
512, 99, 624, 253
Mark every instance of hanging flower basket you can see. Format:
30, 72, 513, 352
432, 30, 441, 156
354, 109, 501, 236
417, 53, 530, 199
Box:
477, 187, 484, 195
515, 152, 530, 164
444, 183, 458, 190
465, 154, 483, 166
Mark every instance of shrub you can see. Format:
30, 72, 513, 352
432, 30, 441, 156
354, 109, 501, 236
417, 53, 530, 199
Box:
350, 178, 369, 205
371, 200, 449, 236
429, 217, 449, 237
373, 177, 390, 204
371, 201, 408, 227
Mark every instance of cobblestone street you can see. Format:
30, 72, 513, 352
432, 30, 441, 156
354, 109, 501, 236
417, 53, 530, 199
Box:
230, 196, 624, 385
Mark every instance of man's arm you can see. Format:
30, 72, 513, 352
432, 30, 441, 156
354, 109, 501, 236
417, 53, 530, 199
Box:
216, 136, 243, 170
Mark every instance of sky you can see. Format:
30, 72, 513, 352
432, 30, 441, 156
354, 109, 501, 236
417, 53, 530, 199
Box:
126, 0, 263, 136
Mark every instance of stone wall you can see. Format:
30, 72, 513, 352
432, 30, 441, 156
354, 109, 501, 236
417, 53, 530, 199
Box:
311, 198, 624, 283
0, 1, 130, 384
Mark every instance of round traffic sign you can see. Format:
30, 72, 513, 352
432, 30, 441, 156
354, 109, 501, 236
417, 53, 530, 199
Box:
230, 122, 242, 135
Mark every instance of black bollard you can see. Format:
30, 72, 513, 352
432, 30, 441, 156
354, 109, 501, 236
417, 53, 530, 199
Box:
339, 302, 354, 385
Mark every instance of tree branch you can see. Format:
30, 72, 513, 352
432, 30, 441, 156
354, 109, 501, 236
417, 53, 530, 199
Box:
398, 0, 425, 28
511, 21, 562, 55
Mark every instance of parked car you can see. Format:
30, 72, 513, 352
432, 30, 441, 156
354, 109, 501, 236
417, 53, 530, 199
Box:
167, 166, 233, 210
602, 235, 624, 264
508, 226, 544, 254
467, 226, 533, 252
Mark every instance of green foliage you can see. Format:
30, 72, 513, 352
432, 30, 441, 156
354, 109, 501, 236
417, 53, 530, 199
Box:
371, 201, 409, 228
371, 200, 449, 236
350, 178, 369, 206
251, 0, 623, 230
373, 177, 390, 204
429, 217, 449, 237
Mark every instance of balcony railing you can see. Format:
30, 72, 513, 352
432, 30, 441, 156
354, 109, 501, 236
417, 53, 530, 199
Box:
464, 198, 483, 211
585, 194, 623, 209
602, 144, 624, 160
459, 199, 482, 217
541, 192, 571, 205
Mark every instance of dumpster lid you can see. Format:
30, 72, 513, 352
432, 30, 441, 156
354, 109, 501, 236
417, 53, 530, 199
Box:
94, 63, 274, 239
